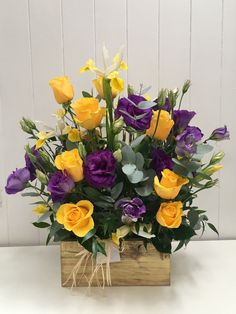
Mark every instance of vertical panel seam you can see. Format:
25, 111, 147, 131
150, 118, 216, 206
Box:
126, 0, 129, 84
218, 0, 225, 237
189, 0, 192, 106
93, 0, 97, 62
60, 0, 65, 74
27, 0, 40, 244
157, 0, 160, 90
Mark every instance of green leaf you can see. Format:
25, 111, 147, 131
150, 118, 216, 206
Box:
94, 201, 113, 208
196, 143, 214, 155
137, 100, 157, 109
135, 152, 144, 170
111, 182, 123, 200
97, 241, 106, 256
99, 195, 115, 203
207, 223, 219, 236
22, 192, 40, 197
81, 228, 96, 244
49, 221, 63, 237
128, 170, 143, 183
173, 225, 196, 240
37, 211, 52, 223
131, 134, 146, 148
122, 164, 136, 175
53, 229, 72, 242
82, 91, 93, 97
66, 139, 78, 150
84, 187, 102, 199
33, 222, 50, 228
92, 238, 98, 258
187, 210, 199, 228
174, 240, 185, 252
121, 145, 136, 164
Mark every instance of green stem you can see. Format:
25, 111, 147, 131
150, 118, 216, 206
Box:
103, 78, 114, 150
152, 109, 162, 139
178, 93, 184, 110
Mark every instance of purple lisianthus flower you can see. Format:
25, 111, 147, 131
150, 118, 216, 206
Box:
5, 167, 30, 194
25, 146, 43, 181
209, 126, 230, 141
48, 171, 74, 202
84, 150, 116, 189
115, 94, 153, 131
175, 126, 203, 157
118, 197, 146, 222
173, 110, 196, 132
151, 148, 174, 179
153, 97, 171, 112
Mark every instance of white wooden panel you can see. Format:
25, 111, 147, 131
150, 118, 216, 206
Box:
94, 0, 127, 84
29, 0, 64, 244
159, 0, 191, 102
219, 0, 236, 238
0, 0, 40, 245
62, 0, 95, 97
190, 0, 223, 239
127, 0, 159, 98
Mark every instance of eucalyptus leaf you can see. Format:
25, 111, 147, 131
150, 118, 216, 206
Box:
131, 134, 146, 148
49, 221, 63, 237
128, 170, 143, 184
121, 145, 136, 164
122, 164, 136, 175
37, 211, 52, 223
22, 192, 40, 197
137, 100, 157, 109
111, 182, 123, 200
135, 152, 144, 170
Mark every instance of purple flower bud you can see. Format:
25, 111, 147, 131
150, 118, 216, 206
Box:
25, 146, 43, 181
5, 168, 30, 194
118, 197, 146, 221
115, 94, 152, 131
175, 126, 203, 157
173, 110, 196, 132
84, 150, 117, 189
47, 171, 75, 202
209, 126, 230, 141
151, 149, 174, 179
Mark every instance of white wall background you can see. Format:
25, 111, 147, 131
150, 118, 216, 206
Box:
0, 0, 235, 246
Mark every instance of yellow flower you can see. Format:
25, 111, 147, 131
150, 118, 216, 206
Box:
154, 169, 189, 199
54, 149, 84, 182
33, 204, 49, 215
49, 76, 74, 104
80, 44, 127, 78
93, 76, 124, 99
56, 200, 94, 237
146, 110, 174, 141
55, 108, 66, 119
68, 128, 81, 142
204, 165, 223, 176
156, 201, 183, 228
71, 98, 106, 130
35, 131, 55, 149
112, 225, 130, 246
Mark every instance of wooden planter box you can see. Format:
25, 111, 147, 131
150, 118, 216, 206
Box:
61, 240, 170, 287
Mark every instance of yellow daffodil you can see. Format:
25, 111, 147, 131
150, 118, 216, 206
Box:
35, 131, 55, 149
54, 108, 66, 119
33, 204, 49, 215
68, 128, 81, 142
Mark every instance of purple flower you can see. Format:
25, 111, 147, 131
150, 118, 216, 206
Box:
173, 110, 196, 132
48, 171, 74, 202
115, 94, 153, 131
5, 167, 30, 194
153, 97, 171, 112
25, 146, 43, 181
209, 126, 230, 141
151, 149, 174, 178
84, 150, 117, 189
175, 126, 203, 157
118, 197, 146, 221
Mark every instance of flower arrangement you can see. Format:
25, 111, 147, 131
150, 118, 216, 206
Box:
5, 46, 229, 256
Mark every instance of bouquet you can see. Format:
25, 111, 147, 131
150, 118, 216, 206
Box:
5, 46, 229, 256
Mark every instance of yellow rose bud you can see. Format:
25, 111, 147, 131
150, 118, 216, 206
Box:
156, 201, 183, 228
54, 149, 84, 182
56, 200, 94, 237
71, 97, 106, 130
92, 76, 124, 99
154, 169, 189, 199
146, 110, 174, 141
49, 76, 74, 104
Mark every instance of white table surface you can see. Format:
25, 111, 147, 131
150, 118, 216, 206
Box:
0, 240, 235, 314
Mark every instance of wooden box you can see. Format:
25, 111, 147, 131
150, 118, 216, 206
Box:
61, 240, 170, 287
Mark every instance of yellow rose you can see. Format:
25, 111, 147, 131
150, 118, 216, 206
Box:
49, 76, 74, 104
92, 76, 124, 99
154, 169, 189, 199
54, 149, 83, 182
71, 97, 106, 130
56, 200, 94, 237
156, 201, 183, 228
146, 110, 174, 141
